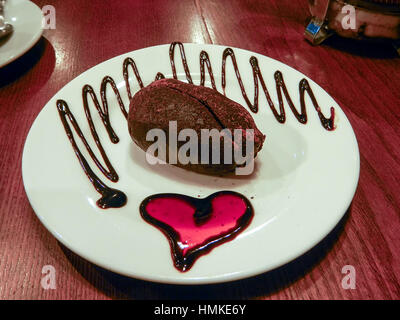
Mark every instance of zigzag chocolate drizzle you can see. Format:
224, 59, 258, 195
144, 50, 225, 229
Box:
56, 42, 335, 209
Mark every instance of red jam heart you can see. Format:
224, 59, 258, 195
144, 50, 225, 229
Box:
140, 191, 254, 272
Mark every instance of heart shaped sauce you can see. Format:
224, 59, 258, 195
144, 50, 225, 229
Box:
140, 191, 253, 272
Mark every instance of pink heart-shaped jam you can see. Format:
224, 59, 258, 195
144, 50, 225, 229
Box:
140, 191, 253, 272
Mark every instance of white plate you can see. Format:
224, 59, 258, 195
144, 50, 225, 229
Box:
0, 0, 43, 68
22, 43, 360, 284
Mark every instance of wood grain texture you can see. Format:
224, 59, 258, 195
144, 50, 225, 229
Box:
0, 0, 399, 300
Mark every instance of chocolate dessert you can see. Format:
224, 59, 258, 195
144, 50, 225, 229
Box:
127, 78, 266, 175
56, 42, 334, 209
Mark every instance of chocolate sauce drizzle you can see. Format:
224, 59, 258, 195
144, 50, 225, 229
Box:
56, 100, 127, 209
169, 42, 335, 130
56, 42, 336, 209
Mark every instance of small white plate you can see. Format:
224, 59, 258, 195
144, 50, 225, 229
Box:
22, 43, 360, 284
0, 0, 43, 68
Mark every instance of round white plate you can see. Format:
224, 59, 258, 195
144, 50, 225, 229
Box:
22, 43, 360, 284
0, 0, 43, 68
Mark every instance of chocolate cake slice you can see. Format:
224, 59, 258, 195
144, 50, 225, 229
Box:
128, 78, 265, 175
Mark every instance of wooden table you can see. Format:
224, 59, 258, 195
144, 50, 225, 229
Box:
0, 0, 399, 300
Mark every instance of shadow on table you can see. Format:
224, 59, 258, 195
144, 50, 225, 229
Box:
321, 35, 399, 59
60, 206, 351, 299
0, 37, 54, 89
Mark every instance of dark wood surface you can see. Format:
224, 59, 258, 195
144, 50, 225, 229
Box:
0, 0, 399, 299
